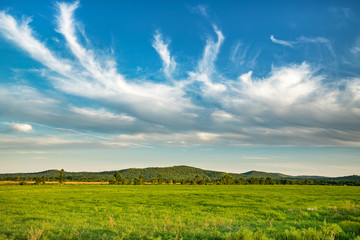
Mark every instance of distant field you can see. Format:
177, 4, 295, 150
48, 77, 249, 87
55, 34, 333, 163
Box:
0, 185, 359, 240
0, 181, 109, 185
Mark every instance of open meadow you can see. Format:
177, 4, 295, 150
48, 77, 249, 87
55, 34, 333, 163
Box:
0, 185, 359, 240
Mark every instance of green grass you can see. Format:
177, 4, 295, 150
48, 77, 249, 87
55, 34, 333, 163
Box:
0, 185, 359, 239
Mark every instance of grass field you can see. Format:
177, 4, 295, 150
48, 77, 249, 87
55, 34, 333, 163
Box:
0, 185, 359, 240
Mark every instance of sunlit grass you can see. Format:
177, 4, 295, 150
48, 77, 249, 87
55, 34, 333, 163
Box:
0, 185, 359, 239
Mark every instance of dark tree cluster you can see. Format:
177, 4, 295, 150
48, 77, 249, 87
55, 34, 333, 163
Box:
107, 172, 360, 186
109, 172, 162, 185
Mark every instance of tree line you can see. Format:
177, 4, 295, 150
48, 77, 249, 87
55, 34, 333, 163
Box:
108, 172, 360, 186
2, 170, 359, 186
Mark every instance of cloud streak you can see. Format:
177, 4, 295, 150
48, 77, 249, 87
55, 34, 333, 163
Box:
152, 31, 176, 78
0, 11, 73, 74
270, 35, 335, 57
188, 25, 226, 95
270, 35, 294, 47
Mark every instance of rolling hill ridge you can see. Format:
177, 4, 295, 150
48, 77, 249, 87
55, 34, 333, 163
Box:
0, 165, 359, 182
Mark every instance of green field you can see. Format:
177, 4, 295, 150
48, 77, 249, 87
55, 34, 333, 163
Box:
0, 185, 359, 240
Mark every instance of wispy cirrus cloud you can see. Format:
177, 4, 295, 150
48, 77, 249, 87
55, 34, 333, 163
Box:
230, 41, 248, 66
0, 11, 73, 75
188, 4, 208, 17
0, 3, 197, 129
270, 35, 294, 47
198, 25, 224, 76
70, 106, 134, 121
152, 31, 176, 78
189, 25, 226, 95
329, 7, 357, 22
270, 35, 335, 57
230, 41, 261, 72
0, 1, 359, 149
54, 1, 197, 126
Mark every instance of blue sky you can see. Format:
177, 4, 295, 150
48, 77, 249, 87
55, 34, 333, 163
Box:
0, 0, 359, 176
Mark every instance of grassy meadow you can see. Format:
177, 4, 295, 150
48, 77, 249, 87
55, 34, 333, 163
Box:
0, 185, 359, 240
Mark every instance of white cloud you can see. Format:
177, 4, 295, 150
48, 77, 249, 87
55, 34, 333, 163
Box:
270, 35, 294, 47
198, 25, 224, 75
0, 3, 197, 128
270, 35, 335, 57
70, 106, 134, 121
56, 1, 121, 84
0, 134, 148, 150
230, 41, 248, 67
113, 131, 248, 147
189, 25, 226, 95
239, 63, 321, 108
0, 85, 143, 133
8, 123, 33, 133
0, 2, 359, 148
0, 11, 73, 75
152, 31, 176, 78
197, 132, 220, 141
52, 2, 197, 126
211, 110, 236, 122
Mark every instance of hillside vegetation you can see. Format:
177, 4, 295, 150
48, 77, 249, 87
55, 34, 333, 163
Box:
0, 165, 359, 183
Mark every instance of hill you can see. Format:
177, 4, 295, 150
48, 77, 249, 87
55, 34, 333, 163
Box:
241, 170, 291, 179
0, 165, 359, 182
0, 166, 233, 181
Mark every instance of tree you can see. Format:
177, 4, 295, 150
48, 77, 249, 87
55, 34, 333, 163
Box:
205, 177, 212, 184
248, 177, 258, 185
220, 174, 234, 185
265, 177, 273, 185
134, 177, 140, 185
109, 171, 124, 185
259, 177, 266, 185
114, 171, 123, 184
114, 171, 121, 182
138, 174, 145, 185
121, 178, 128, 185
59, 169, 65, 185
194, 175, 201, 185
235, 177, 245, 185
158, 174, 163, 184
151, 176, 158, 184
181, 178, 186, 185
304, 179, 313, 185
34, 177, 42, 185
109, 178, 117, 185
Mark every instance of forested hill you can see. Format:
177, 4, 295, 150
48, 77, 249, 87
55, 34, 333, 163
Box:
0, 166, 231, 181
241, 170, 291, 179
0, 165, 359, 182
